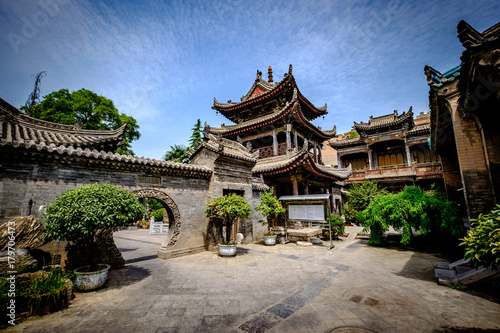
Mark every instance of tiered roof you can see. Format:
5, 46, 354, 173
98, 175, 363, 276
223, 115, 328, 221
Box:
212, 65, 329, 126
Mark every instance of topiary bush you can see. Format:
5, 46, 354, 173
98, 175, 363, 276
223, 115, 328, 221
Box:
42, 183, 144, 268
361, 185, 463, 245
460, 205, 500, 270
255, 187, 285, 236
205, 194, 251, 244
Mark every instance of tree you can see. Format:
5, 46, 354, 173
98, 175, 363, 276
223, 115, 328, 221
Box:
342, 180, 387, 224
164, 144, 190, 163
42, 183, 144, 268
21, 88, 140, 156
205, 194, 251, 244
361, 186, 463, 245
188, 119, 203, 148
255, 187, 285, 235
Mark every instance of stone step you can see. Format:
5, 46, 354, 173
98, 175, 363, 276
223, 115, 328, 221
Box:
435, 258, 498, 286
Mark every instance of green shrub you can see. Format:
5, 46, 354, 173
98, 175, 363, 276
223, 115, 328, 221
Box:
328, 214, 345, 238
362, 185, 463, 245
42, 183, 144, 268
150, 208, 164, 221
461, 205, 500, 269
255, 187, 285, 235
205, 194, 251, 244
20, 268, 72, 315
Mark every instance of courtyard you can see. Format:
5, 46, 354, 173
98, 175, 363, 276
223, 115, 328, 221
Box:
4, 227, 500, 333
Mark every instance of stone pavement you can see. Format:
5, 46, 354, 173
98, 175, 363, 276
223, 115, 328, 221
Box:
5, 227, 500, 333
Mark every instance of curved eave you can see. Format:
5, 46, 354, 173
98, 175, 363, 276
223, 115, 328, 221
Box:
329, 137, 364, 149
407, 124, 430, 137
209, 100, 297, 137
190, 138, 258, 164
253, 148, 309, 175
253, 149, 351, 181
297, 92, 327, 121
354, 111, 414, 132
424, 64, 461, 88
293, 105, 336, 140
212, 75, 290, 112
304, 160, 352, 180
0, 98, 127, 140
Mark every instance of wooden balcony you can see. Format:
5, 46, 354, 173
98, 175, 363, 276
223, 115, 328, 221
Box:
345, 162, 442, 183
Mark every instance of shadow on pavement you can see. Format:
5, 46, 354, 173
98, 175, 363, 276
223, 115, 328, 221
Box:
96, 265, 151, 292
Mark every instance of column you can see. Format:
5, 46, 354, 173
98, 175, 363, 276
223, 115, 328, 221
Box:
368, 149, 373, 170
294, 131, 298, 152
273, 129, 278, 156
313, 142, 318, 163
286, 125, 291, 151
304, 181, 309, 195
318, 144, 323, 164
337, 153, 343, 168
404, 140, 411, 166
292, 175, 298, 195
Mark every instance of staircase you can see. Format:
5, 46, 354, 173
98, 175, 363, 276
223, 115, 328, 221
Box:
435, 258, 498, 286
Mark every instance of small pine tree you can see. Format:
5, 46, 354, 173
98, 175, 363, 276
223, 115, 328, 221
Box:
188, 119, 203, 148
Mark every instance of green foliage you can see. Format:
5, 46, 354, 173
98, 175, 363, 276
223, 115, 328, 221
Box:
361, 186, 463, 245
342, 180, 387, 224
21, 88, 140, 155
0, 268, 72, 321
42, 183, 144, 266
189, 119, 203, 148
461, 205, 500, 269
255, 187, 285, 235
20, 268, 72, 315
347, 130, 359, 138
164, 144, 190, 163
205, 194, 251, 244
150, 208, 165, 221
328, 214, 345, 238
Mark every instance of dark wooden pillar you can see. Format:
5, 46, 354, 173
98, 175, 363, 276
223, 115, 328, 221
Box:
304, 181, 309, 195
292, 175, 298, 196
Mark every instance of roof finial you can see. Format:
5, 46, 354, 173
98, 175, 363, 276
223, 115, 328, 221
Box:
256, 70, 262, 80
268, 66, 273, 83
288, 64, 293, 75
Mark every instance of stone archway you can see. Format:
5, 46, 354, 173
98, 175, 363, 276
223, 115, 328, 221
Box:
133, 189, 181, 248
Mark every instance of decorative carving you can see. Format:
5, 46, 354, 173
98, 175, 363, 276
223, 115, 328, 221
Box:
138, 175, 161, 184
289, 64, 293, 75
203, 122, 211, 139
133, 189, 181, 248
246, 141, 252, 152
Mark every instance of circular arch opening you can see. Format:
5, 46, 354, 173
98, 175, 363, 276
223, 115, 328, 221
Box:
133, 189, 181, 248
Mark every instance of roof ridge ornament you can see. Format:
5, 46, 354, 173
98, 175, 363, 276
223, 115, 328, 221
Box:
288, 64, 293, 75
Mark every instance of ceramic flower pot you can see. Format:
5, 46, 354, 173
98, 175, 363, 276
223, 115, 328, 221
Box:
263, 235, 277, 246
74, 264, 111, 291
218, 243, 237, 257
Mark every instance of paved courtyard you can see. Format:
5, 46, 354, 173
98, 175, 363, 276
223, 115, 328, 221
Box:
5, 227, 500, 332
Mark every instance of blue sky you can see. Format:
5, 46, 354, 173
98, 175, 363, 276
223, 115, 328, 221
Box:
1, 0, 499, 159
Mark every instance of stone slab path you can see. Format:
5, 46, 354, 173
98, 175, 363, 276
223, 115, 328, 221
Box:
5, 227, 500, 332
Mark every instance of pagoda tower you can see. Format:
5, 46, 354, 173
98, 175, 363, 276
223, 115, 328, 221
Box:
209, 65, 351, 202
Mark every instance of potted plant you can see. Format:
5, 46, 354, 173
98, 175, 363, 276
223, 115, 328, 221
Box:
42, 183, 144, 290
205, 193, 251, 256
255, 187, 285, 246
